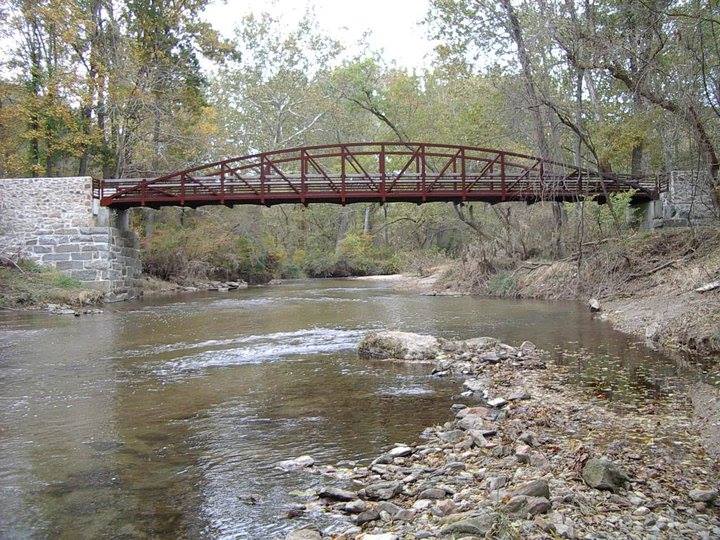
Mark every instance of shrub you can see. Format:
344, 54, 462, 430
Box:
486, 272, 517, 297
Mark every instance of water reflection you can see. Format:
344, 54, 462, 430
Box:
0, 279, 716, 537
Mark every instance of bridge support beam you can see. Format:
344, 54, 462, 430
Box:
0, 176, 142, 300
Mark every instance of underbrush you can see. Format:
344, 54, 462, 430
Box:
0, 260, 102, 308
300, 233, 400, 278
143, 224, 401, 282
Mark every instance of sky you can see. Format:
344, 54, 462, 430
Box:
202, 0, 437, 71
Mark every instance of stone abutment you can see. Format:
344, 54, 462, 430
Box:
0, 176, 141, 299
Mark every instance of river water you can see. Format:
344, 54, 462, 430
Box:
0, 279, 716, 538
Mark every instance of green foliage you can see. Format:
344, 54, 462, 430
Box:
300, 233, 400, 278
142, 217, 283, 284
486, 272, 517, 297
50, 273, 83, 289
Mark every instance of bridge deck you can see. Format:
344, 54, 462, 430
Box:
96, 143, 667, 208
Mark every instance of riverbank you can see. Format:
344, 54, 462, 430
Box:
287, 331, 719, 540
0, 263, 104, 310
349, 267, 447, 294
437, 227, 720, 356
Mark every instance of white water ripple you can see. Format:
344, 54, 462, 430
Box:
155, 327, 367, 376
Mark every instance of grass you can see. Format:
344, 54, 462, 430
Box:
0, 261, 103, 308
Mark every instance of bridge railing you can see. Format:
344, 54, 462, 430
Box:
95, 142, 667, 207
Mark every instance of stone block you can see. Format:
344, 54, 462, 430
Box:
38, 236, 58, 245
43, 253, 71, 262
55, 243, 81, 253
70, 235, 94, 243
55, 261, 85, 271
70, 269, 101, 281
71, 252, 93, 261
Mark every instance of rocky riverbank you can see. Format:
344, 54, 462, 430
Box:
285, 331, 719, 540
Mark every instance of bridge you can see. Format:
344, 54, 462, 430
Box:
95, 142, 668, 209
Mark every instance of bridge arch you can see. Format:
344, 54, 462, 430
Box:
96, 142, 667, 209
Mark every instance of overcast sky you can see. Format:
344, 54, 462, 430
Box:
202, 0, 436, 70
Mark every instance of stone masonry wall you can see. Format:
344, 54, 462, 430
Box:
0, 176, 141, 295
661, 171, 718, 225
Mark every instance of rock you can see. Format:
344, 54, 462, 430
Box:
505, 495, 552, 516
438, 429, 465, 443
357, 534, 398, 540
357, 331, 440, 361
512, 478, 550, 499
277, 455, 315, 471
355, 508, 380, 525
439, 511, 498, 536
519, 340, 537, 354
458, 413, 492, 431
581, 457, 630, 492
551, 513, 577, 539
518, 431, 538, 446
508, 388, 531, 401
515, 443, 532, 463
388, 445, 412, 458
479, 351, 502, 363
464, 336, 499, 349
434, 499, 457, 516
285, 504, 306, 518
462, 378, 486, 393
395, 509, 415, 521
412, 499, 432, 510
286, 527, 322, 540
344, 499, 368, 514
377, 501, 402, 516
486, 476, 508, 491
417, 487, 447, 500
468, 429, 492, 448
317, 486, 357, 501
689, 488, 718, 503
487, 397, 507, 408
364, 481, 402, 500
588, 298, 601, 312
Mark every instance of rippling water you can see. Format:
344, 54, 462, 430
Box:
0, 279, 716, 538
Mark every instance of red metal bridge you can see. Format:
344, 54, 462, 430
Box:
95, 142, 668, 208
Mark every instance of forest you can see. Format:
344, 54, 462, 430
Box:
1, 0, 719, 284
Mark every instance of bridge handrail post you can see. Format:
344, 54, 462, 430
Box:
460, 147, 466, 193
180, 173, 185, 205
220, 162, 225, 198
340, 145, 346, 204
420, 144, 426, 197
260, 155, 266, 204
379, 143, 386, 202
300, 149, 307, 204
500, 151, 506, 200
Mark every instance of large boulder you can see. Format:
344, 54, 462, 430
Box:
357, 331, 441, 362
